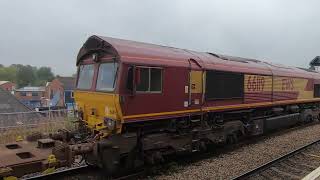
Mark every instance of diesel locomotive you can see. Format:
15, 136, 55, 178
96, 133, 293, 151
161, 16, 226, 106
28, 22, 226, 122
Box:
73, 35, 320, 174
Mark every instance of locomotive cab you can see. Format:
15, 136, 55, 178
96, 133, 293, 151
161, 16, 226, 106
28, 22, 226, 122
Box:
74, 36, 124, 136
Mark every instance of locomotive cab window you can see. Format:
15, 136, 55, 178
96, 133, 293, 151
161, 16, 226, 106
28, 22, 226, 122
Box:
314, 84, 320, 97
96, 62, 118, 91
205, 70, 244, 100
136, 67, 162, 93
77, 64, 94, 90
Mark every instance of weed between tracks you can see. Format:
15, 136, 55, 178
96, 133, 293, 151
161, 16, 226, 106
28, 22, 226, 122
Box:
0, 116, 77, 144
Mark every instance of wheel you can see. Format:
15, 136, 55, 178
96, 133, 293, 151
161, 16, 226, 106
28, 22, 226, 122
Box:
232, 133, 238, 144
100, 146, 120, 175
306, 115, 313, 123
226, 135, 234, 144
199, 141, 207, 152
226, 133, 238, 145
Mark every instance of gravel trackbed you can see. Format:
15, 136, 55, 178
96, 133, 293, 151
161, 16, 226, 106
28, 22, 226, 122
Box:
155, 123, 320, 180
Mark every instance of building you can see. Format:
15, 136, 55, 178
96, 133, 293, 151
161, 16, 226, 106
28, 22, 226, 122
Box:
0, 81, 16, 93
15, 86, 45, 109
45, 76, 75, 109
310, 56, 320, 72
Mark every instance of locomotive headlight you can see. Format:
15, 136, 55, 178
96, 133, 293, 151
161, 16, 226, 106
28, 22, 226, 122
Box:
104, 117, 116, 130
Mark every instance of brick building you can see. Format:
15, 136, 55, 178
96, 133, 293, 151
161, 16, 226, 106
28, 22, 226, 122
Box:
0, 81, 16, 93
44, 77, 75, 109
15, 86, 45, 109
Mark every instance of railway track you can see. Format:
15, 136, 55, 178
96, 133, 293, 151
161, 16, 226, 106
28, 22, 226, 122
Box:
20, 123, 320, 180
233, 139, 320, 180
22, 165, 90, 180
22, 165, 145, 180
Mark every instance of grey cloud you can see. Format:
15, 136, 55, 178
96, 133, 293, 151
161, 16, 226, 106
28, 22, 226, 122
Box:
0, 0, 319, 75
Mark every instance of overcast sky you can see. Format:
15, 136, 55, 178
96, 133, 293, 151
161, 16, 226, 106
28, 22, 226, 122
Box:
0, 0, 319, 76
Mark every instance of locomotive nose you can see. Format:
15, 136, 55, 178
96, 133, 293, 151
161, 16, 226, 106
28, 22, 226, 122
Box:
74, 91, 123, 135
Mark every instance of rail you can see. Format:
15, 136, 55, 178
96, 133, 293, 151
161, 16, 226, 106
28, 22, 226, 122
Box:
22, 165, 89, 180
21, 165, 145, 180
232, 139, 320, 179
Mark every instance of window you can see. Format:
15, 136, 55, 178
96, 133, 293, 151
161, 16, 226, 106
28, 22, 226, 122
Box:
96, 62, 118, 91
71, 91, 74, 98
77, 64, 94, 90
50, 90, 54, 99
314, 84, 320, 97
20, 92, 26, 96
137, 68, 149, 91
206, 71, 244, 100
136, 67, 162, 92
126, 67, 134, 91
32, 92, 38, 96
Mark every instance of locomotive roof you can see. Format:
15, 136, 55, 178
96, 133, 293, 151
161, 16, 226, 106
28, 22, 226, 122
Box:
77, 35, 319, 79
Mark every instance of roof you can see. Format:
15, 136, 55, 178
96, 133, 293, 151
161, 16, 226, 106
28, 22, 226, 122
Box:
0, 87, 32, 113
0, 81, 9, 85
15, 86, 45, 92
77, 35, 320, 79
57, 77, 75, 90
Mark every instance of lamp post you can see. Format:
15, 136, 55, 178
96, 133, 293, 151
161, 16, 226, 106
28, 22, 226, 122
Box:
41, 98, 50, 119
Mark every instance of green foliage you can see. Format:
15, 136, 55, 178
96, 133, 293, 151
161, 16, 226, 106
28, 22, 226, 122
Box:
37, 67, 54, 82
0, 65, 17, 82
0, 64, 55, 88
16, 65, 36, 87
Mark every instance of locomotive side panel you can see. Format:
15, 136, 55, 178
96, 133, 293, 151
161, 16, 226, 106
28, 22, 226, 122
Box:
272, 77, 314, 101
121, 66, 201, 122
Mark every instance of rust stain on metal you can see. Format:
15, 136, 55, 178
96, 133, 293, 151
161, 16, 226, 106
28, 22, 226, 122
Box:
0, 140, 53, 177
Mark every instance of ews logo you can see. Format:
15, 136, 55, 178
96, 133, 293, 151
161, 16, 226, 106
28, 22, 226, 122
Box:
281, 78, 294, 91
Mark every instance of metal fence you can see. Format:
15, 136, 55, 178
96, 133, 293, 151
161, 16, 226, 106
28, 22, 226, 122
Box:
0, 109, 77, 144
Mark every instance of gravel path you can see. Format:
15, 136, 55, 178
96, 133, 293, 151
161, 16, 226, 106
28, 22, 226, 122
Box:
154, 123, 320, 180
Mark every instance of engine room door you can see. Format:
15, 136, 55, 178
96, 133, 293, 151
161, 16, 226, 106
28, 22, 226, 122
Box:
187, 59, 203, 108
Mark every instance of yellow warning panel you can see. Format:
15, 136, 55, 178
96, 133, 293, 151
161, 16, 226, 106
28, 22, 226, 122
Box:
190, 71, 203, 93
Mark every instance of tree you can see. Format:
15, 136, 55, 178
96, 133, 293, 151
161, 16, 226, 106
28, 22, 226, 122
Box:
0, 64, 56, 88
16, 65, 36, 87
36, 67, 54, 85
0, 65, 17, 82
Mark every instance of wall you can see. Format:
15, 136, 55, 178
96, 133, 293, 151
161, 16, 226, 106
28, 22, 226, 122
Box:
15, 91, 45, 108
45, 79, 64, 107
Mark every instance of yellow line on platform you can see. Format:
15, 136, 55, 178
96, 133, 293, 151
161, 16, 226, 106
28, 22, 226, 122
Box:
302, 165, 320, 180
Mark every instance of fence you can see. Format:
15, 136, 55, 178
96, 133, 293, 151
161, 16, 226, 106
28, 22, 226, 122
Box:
0, 109, 77, 144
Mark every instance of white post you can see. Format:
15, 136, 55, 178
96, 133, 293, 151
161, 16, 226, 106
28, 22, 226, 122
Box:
48, 86, 51, 120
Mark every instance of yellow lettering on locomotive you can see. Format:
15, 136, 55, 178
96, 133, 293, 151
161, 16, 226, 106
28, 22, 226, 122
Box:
244, 75, 272, 92
273, 76, 313, 99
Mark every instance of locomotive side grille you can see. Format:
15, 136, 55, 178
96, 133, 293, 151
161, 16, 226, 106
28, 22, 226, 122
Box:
205, 70, 244, 100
